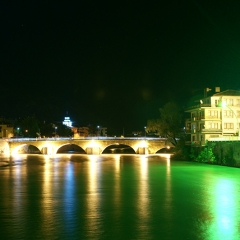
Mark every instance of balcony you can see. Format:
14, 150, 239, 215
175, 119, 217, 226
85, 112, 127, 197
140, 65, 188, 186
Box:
191, 117, 206, 121
185, 103, 211, 111
205, 116, 221, 120
201, 129, 222, 133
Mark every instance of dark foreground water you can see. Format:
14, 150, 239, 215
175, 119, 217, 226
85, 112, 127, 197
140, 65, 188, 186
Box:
0, 154, 240, 240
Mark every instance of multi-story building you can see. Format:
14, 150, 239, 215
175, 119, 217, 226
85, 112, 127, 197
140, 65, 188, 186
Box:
79, 127, 89, 137
0, 124, 14, 138
185, 88, 240, 145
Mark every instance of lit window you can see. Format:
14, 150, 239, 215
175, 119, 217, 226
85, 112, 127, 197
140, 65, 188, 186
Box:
224, 110, 233, 118
208, 123, 218, 129
224, 123, 233, 129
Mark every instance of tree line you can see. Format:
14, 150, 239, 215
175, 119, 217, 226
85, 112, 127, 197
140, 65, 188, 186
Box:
13, 116, 72, 138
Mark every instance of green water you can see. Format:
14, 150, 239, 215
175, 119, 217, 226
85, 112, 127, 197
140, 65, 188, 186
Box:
0, 154, 240, 240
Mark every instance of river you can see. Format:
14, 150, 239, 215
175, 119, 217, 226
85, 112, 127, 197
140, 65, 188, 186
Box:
0, 154, 240, 240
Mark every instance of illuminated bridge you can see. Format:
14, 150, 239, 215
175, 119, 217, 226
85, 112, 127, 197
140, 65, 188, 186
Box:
0, 137, 174, 155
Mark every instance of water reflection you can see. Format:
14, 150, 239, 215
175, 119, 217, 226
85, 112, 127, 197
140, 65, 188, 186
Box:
86, 156, 102, 238
11, 158, 27, 236
0, 155, 240, 239
114, 155, 121, 216
40, 156, 55, 235
137, 156, 150, 238
207, 178, 240, 239
63, 161, 76, 236
165, 155, 172, 209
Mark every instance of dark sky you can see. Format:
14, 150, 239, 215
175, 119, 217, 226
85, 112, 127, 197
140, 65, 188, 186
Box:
1, 1, 240, 135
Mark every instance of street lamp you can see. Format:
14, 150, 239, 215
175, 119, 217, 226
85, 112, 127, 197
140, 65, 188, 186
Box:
144, 126, 146, 137
55, 126, 57, 137
97, 125, 100, 136
221, 102, 239, 138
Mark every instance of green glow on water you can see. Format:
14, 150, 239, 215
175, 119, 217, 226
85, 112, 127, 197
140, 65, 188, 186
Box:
0, 155, 240, 239
206, 178, 239, 240
193, 167, 240, 240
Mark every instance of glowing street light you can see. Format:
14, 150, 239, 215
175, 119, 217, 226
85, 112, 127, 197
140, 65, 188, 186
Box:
144, 126, 146, 137
55, 126, 57, 137
17, 127, 20, 137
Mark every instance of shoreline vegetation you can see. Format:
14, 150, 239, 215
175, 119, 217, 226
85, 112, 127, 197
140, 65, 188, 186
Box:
172, 142, 240, 168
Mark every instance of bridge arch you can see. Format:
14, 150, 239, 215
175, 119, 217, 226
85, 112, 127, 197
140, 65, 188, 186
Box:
5, 138, 173, 155
12, 144, 41, 154
102, 144, 136, 154
156, 147, 175, 154
56, 143, 86, 154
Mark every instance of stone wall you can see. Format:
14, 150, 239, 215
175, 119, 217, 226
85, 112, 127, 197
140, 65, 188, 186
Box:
0, 140, 10, 155
209, 141, 240, 167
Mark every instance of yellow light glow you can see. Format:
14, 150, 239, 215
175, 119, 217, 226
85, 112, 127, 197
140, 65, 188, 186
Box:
113, 155, 121, 217
12, 144, 27, 155
86, 155, 100, 237
159, 153, 171, 160
89, 140, 100, 148
139, 140, 148, 148
137, 155, 149, 238
221, 102, 227, 107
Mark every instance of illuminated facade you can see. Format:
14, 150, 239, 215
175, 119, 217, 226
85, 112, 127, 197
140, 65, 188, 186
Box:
0, 124, 14, 138
185, 88, 240, 145
4, 138, 171, 155
79, 127, 89, 137
62, 117, 72, 127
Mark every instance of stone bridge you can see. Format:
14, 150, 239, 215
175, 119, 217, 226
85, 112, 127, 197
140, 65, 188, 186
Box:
0, 137, 174, 155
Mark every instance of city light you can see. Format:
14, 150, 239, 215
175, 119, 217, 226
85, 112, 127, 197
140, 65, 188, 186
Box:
221, 101, 239, 138
62, 117, 72, 127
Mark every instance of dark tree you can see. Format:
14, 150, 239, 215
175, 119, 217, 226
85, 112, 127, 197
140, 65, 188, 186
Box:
146, 102, 183, 146
19, 116, 40, 138
56, 124, 72, 137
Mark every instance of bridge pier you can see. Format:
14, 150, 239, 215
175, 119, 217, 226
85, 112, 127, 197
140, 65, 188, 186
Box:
42, 147, 55, 155
86, 147, 101, 155
138, 147, 148, 154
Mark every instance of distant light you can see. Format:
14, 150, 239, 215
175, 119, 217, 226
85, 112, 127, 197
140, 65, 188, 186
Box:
63, 116, 72, 127
221, 102, 227, 107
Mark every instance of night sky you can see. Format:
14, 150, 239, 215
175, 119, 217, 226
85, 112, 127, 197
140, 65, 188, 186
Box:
1, 1, 240, 135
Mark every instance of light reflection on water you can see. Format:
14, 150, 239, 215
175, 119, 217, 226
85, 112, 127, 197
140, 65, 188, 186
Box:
114, 155, 121, 221
137, 156, 150, 239
213, 179, 238, 238
86, 156, 102, 238
0, 154, 240, 239
200, 175, 240, 240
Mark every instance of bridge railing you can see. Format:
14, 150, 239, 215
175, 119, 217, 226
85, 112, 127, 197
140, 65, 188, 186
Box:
4, 137, 167, 142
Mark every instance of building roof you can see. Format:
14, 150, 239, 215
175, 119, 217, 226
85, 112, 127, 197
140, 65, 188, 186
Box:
213, 89, 240, 96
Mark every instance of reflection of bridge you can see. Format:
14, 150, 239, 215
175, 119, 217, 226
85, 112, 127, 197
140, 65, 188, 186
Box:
0, 137, 173, 155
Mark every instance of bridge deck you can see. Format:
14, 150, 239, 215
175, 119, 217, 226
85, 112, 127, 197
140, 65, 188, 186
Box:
2, 137, 173, 155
